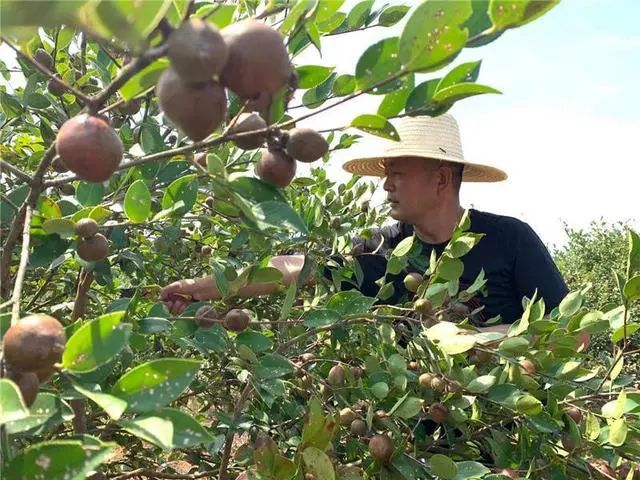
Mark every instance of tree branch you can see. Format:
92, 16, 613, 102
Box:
217, 381, 254, 480
9, 205, 32, 324
0, 160, 32, 183
109, 468, 216, 480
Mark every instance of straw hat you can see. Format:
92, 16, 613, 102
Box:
342, 114, 507, 182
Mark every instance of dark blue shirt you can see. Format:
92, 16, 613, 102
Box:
349, 209, 568, 324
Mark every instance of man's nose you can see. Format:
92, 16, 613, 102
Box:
383, 176, 393, 192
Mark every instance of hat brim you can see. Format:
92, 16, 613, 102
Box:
343, 153, 508, 183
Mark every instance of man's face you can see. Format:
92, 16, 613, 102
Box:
383, 157, 439, 223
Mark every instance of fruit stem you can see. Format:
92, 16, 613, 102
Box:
9, 205, 32, 324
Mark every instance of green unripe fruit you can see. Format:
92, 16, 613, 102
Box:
414, 298, 433, 316
403, 272, 423, 293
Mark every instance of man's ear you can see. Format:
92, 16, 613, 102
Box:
436, 165, 452, 193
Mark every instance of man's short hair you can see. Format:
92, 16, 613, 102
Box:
423, 159, 464, 194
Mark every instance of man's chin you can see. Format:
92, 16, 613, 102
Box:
388, 206, 405, 221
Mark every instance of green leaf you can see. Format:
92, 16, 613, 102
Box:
350, 114, 399, 141
36, 196, 62, 219
1, 1, 81, 30
5, 393, 74, 435
5, 439, 115, 480
0, 92, 23, 117
602, 391, 626, 419
466, 375, 496, 393
120, 59, 169, 100
627, 229, 640, 277
400, 0, 472, 72
489, 0, 559, 31
426, 321, 459, 342
437, 255, 464, 281
280, 0, 317, 34
296, 65, 334, 89
498, 337, 530, 355
237, 331, 273, 353
432, 83, 501, 104
111, 358, 201, 412
251, 200, 309, 235
454, 461, 491, 480
198, 3, 236, 28
303, 72, 336, 108
304, 309, 341, 328
62, 311, 131, 373
253, 354, 294, 380
390, 396, 424, 419
154, 408, 215, 447
559, 291, 583, 317
0, 379, 30, 424
448, 233, 483, 258
463, 0, 504, 47
405, 78, 447, 116
607, 418, 627, 447
302, 399, 338, 451
119, 415, 174, 450
431, 454, 457, 480
230, 177, 287, 204
437, 61, 482, 91
355, 37, 405, 94
623, 275, 640, 301
326, 290, 376, 315
438, 335, 477, 355
73, 383, 127, 421
332, 74, 356, 96
378, 5, 410, 27
392, 235, 415, 257
161, 174, 198, 216
124, 179, 151, 223
42, 218, 75, 237
76, 181, 104, 207
516, 394, 543, 415
347, 0, 375, 29
303, 446, 335, 480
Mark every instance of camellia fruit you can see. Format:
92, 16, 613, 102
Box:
74, 218, 99, 238
403, 272, 423, 293
284, 128, 328, 163
195, 305, 218, 329
368, 434, 394, 464
230, 113, 267, 150
77, 233, 109, 262
327, 365, 345, 387
223, 309, 250, 332
255, 149, 296, 188
55, 114, 124, 182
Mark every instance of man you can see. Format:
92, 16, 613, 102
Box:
161, 115, 569, 335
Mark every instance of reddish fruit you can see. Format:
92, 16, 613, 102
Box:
223, 309, 250, 332
408, 361, 418, 371
167, 19, 228, 82
349, 366, 363, 378
349, 419, 367, 436
564, 406, 583, 424
220, 20, 293, 100
519, 359, 536, 375
327, 365, 345, 387
77, 233, 109, 262
195, 305, 218, 329
430, 376, 446, 393
368, 434, 394, 464
34, 48, 53, 70
119, 99, 140, 115
284, 128, 328, 163
157, 67, 227, 141
35, 365, 57, 383
74, 218, 99, 238
561, 433, 576, 451
230, 113, 267, 150
255, 149, 296, 187
47, 77, 66, 96
429, 402, 449, 423
56, 114, 123, 182
3, 314, 66, 373
498, 468, 518, 479
7, 369, 39, 407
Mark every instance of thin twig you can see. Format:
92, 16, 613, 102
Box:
0, 160, 33, 183
217, 382, 254, 480
109, 468, 216, 480
10, 205, 32, 324
0, 37, 91, 104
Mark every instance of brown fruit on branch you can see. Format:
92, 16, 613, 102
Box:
414, 298, 433, 316
230, 113, 267, 150
349, 419, 367, 436
201, 245, 212, 256
223, 309, 250, 332
56, 114, 123, 182
3, 314, 66, 373
300, 353, 316, 362
430, 376, 446, 393
157, 67, 227, 141
403, 272, 423, 293
349, 366, 363, 378
408, 361, 418, 371
7, 369, 39, 407
327, 365, 345, 387
74, 218, 99, 238
429, 402, 449, 423
195, 305, 218, 329
284, 128, 328, 163
519, 359, 536, 375
168, 19, 228, 83
77, 233, 109, 262
470, 348, 492, 366
368, 434, 394, 464
255, 149, 296, 188
339, 408, 357, 426
34, 48, 53, 70
220, 20, 293, 100
418, 372, 435, 389
51, 157, 68, 172
118, 99, 141, 116
35, 365, 57, 383
561, 433, 576, 451
47, 77, 65, 96
564, 406, 583, 424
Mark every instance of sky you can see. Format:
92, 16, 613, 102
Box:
295, 0, 640, 249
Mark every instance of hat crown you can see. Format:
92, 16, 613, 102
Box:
385, 114, 464, 162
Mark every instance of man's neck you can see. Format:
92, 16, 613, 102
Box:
412, 202, 465, 245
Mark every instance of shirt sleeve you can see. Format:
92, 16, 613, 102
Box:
512, 222, 569, 312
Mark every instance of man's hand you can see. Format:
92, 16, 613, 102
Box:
160, 278, 219, 314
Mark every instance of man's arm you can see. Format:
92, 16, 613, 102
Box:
160, 255, 309, 313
